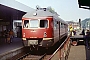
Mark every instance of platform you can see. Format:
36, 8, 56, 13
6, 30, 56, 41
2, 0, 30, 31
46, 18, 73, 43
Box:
0, 37, 23, 55
68, 45, 90, 60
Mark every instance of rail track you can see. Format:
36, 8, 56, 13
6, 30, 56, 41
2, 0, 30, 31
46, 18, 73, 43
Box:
17, 53, 51, 60
17, 36, 67, 60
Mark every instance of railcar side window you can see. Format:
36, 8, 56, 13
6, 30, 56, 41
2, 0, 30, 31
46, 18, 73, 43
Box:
54, 20, 57, 30
30, 20, 39, 28
56, 21, 59, 29
23, 20, 29, 28
61, 23, 64, 28
40, 20, 48, 28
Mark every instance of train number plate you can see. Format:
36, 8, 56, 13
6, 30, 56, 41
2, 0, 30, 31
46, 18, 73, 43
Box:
28, 40, 38, 45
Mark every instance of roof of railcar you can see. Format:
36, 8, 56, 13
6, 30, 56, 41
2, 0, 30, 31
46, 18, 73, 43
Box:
54, 16, 68, 25
23, 10, 68, 25
23, 10, 54, 18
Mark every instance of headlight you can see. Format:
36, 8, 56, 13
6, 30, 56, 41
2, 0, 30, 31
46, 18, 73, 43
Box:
23, 33, 25, 37
22, 38, 26, 40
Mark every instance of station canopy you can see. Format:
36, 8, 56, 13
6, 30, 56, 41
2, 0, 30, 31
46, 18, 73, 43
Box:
0, 0, 35, 22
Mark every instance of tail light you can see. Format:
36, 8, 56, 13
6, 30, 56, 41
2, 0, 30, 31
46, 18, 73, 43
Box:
43, 32, 47, 37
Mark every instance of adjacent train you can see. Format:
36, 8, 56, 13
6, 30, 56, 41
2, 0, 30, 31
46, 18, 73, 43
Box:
22, 8, 68, 48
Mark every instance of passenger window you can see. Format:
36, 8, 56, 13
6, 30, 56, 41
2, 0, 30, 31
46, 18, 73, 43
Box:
56, 21, 59, 29
23, 20, 29, 28
61, 23, 65, 28
40, 20, 48, 28
54, 20, 57, 30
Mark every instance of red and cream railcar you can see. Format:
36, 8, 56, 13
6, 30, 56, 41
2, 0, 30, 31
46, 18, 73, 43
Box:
22, 9, 68, 48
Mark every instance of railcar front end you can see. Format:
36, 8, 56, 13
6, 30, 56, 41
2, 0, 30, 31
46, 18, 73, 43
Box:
22, 17, 54, 48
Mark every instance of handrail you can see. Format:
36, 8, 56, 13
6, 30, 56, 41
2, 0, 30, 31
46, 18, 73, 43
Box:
48, 35, 71, 60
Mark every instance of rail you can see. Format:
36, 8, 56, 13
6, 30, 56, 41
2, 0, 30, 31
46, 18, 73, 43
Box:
48, 35, 71, 60
17, 53, 47, 60
16, 52, 30, 60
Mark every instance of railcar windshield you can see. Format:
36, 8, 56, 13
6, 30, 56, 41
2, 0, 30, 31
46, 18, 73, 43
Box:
40, 20, 48, 28
23, 20, 29, 28
23, 19, 48, 28
30, 20, 39, 28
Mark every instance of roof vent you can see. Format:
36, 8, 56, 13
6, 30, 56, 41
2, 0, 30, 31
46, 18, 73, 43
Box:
33, 13, 37, 16
43, 8, 46, 11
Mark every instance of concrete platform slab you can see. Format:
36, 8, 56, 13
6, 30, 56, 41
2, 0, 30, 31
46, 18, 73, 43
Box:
68, 45, 86, 60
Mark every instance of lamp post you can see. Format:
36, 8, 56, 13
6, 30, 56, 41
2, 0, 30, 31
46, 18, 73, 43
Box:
79, 19, 81, 30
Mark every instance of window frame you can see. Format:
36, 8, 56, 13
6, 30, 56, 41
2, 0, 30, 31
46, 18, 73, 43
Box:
22, 19, 49, 29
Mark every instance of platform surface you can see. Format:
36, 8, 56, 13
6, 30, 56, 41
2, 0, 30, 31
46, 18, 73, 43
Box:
68, 45, 90, 60
0, 37, 23, 55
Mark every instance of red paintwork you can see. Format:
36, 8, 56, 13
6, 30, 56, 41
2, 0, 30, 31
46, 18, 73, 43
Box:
22, 17, 53, 39
22, 28, 53, 38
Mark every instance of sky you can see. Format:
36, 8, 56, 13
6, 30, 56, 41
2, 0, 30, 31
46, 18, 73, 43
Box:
15, 0, 90, 21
